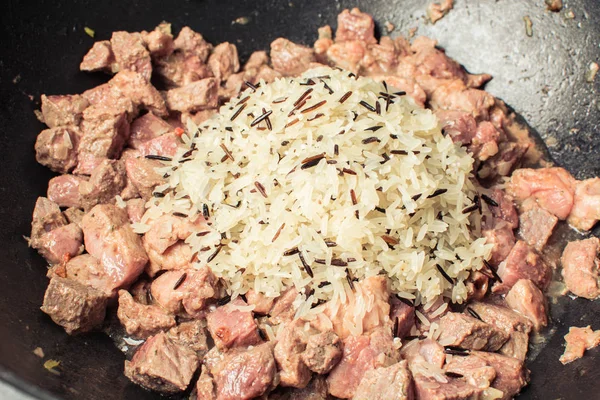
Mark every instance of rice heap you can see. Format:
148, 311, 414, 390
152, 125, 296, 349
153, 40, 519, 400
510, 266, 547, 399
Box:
136, 67, 491, 317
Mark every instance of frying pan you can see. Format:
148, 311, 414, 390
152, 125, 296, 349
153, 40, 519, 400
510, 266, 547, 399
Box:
1, 0, 599, 399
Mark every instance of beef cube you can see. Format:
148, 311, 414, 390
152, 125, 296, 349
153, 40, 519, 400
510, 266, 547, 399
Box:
195, 366, 216, 399
506, 279, 548, 331
35, 126, 80, 173
430, 80, 495, 121
568, 178, 600, 231
326, 40, 367, 75
413, 375, 483, 400
245, 289, 274, 315
165, 78, 219, 113
63, 207, 85, 226
79, 105, 130, 159
274, 319, 313, 388
110, 70, 168, 117
128, 112, 174, 149
47, 175, 87, 208
137, 132, 181, 158
270, 38, 316, 77
269, 287, 299, 325
559, 326, 600, 364
353, 361, 414, 400
41, 276, 108, 334
518, 204, 557, 251
382, 76, 427, 107
206, 297, 262, 350
155, 51, 213, 88
30, 197, 67, 240
494, 241, 552, 294
80, 40, 118, 73
499, 330, 530, 361
302, 331, 343, 374
561, 237, 600, 299
288, 376, 328, 400
145, 241, 195, 277
124, 332, 199, 394
390, 296, 416, 338
467, 302, 532, 334
435, 110, 477, 145
40, 94, 89, 128
125, 157, 166, 200
82, 83, 137, 119
62, 254, 115, 297
117, 290, 176, 338
444, 354, 496, 389
81, 204, 148, 290
110, 31, 152, 81
465, 271, 490, 302
437, 312, 508, 351
244, 50, 269, 72
208, 42, 240, 82
126, 198, 146, 224
173, 27, 213, 62
488, 189, 519, 229
335, 8, 377, 44
470, 121, 500, 161
166, 320, 209, 358
482, 223, 515, 266
141, 23, 174, 58
411, 37, 469, 83
143, 214, 206, 255
30, 223, 83, 265
471, 351, 529, 399
361, 38, 399, 75
78, 159, 127, 210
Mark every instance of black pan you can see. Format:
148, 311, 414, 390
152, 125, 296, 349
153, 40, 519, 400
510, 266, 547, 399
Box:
1, 0, 599, 399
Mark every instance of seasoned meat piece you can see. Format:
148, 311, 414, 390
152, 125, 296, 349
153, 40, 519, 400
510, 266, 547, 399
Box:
430, 80, 496, 121
269, 287, 299, 324
506, 279, 548, 331
61, 254, 115, 297
561, 237, 600, 299
471, 351, 529, 399
390, 296, 416, 338
507, 167, 576, 220
444, 354, 496, 389
143, 214, 206, 254
79, 105, 130, 159
360, 38, 399, 76
353, 360, 414, 400
413, 376, 484, 400
145, 241, 195, 277
208, 42, 240, 82
325, 275, 391, 339
30, 197, 67, 240
63, 207, 85, 226
40, 94, 89, 128
382, 76, 427, 107
470, 121, 500, 161
244, 50, 269, 72
41, 276, 108, 334
78, 159, 127, 210
128, 112, 174, 149
125, 198, 146, 224
110, 70, 168, 117
518, 204, 557, 251
117, 290, 175, 338
479, 141, 530, 179
488, 189, 519, 229
141, 23, 174, 58
47, 174, 86, 208
437, 312, 508, 351
30, 223, 83, 265
275, 319, 313, 388
110, 31, 152, 81
80, 40, 118, 73
82, 82, 137, 120
137, 132, 181, 158
288, 376, 328, 400
206, 297, 262, 350
165, 78, 219, 113
173, 26, 213, 62
302, 331, 342, 374
156, 50, 214, 88
499, 331, 530, 361
81, 204, 148, 290
167, 320, 209, 358
568, 178, 600, 231
482, 223, 515, 267
245, 289, 274, 315
326, 40, 367, 75
401, 339, 446, 371
195, 365, 216, 399
125, 157, 166, 200
35, 126, 80, 173
74, 154, 108, 176
270, 38, 316, 77
435, 110, 477, 145
150, 267, 218, 317
465, 271, 489, 302
125, 331, 199, 394
335, 8, 377, 44
494, 240, 551, 294
559, 326, 600, 364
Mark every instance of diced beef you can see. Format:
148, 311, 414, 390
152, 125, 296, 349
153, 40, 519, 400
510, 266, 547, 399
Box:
78, 159, 127, 210
126, 198, 146, 224
63, 207, 85, 226
412, 375, 483, 400
467, 302, 532, 334
61, 254, 115, 297
35, 126, 80, 173
109, 70, 168, 117
444, 354, 496, 389
401, 339, 446, 371
117, 290, 176, 338
353, 361, 414, 400
482, 223, 515, 267
383, 76, 427, 107
390, 296, 416, 338
137, 132, 181, 158
81, 204, 148, 290
479, 141, 530, 180
567, 178, 600, 231
124, 331, 199, 394
82, 83, 137, 120
173, 26, 213, 62
437, 312, 508, 351
270, 38, 316, 77
166, 320, 209, 358
488, 189, 519, 229
470, 121, 500, 161
145, 241, 195, 277
30, 223, 83, 265
79, 105, 130, 159
325, 40, 367, 75
245, 289, 274, 315
165, 78, 219, 113
435, 110, 477, 145
493, 240, 552, 294
517, 204, 557, 251
155, 51, 213, 88
206, 297, 262, 350
507, 167, 576, 220
505, 279, 548, 331
561, 237, 600, 299
429, 80, 495, 121
47, 174, 87, 208
335, 8, 377, 44
150, 267, 218, 317
195, 366, 216, 400
125, 157, 166, 200
471, 351, 529, 399
80, 40, 118, 73
274, 319, 313, 388
269, 287, 299, 325
128, 113, 174, 149
302, 331, 343, 374
110, 31, 152, 81
499, 330, 530, 361
143, 213, 206, 257
41, 276, 108, 334
30, 197, 67, 241
208, 42, 240, 82
559, 326, 600, 364
40, 94, 89, 128
141, 23, 174, 58
288, 376, 329, 400
360, 39, 399, 76
465, 271, 489, 302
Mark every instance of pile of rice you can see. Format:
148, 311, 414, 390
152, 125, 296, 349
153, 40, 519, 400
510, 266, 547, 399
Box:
135, 67, 492, 318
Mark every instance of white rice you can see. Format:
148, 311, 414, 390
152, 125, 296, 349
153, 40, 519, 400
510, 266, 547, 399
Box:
141, 67, 492, 317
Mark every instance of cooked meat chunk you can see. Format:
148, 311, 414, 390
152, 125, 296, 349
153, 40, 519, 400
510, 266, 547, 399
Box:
80, 40, 118, 73
40, 94, 89, 128
353, 360, 414, 400
165, 78, 219, 113
567, 178, 600, 231
444, 354, 496, 389
390, 297, 416, 338
499, 330, 530, 361
245, 289, 274, 315
61, 254, 115, 297
155, 51, 213, 88
81, 204, 148, 290
30, 223, 83, 265
117, 290, 176, 338
494, 240, 551, 294
206, 297, 262, 350
506, 279, 548, 331
465, 271, 489, 302
302, 331, 343, 374
270, 38, 316, 77
269, 287, 299, 325
335, 8, 377, 44
470, 121, 500, 161
47, 174, 87, 208
141, 23, 174, 58
125, 198, 146, 223
488, 189, 519, 229
125, 331, 199, 394
559, 326, 600, 364
517, 203, 557, 251
482, 223, 515, 267
173, 26, 213, 62
110, 31, 152, 81
383, 76, 427, 107
79, 105, 130, 159
30, 197, 67, 241
478, 141, 529, 180
430, 81, 496, 121
507, 167, 576, 220
166, 320, 209, 358
288, 376, 329, 400
109, 70, 168, 117
467, 302, 532, 334
79, 159, 127, 210
128, 112, 174, 149
82, 82, 137, 119
436, 110, 477, 145
143, 213, 206, 257
63, 207, 85, 226
41, 276, 108, 334
471, 351, 529, 399
125, 157, 166, 200
195, 365, 216, 400
274, 319, 313, 388
561, 237, 600, 299
35, 126, 80, 173
437, 312, 508, 351
401, 338, 446, 370
145, 241, 195, 277
325, 40, 367, 75
208, 42, 240, 82
427, 0, 454, 24
136, 132, 181, 158
413, 376, 483, 400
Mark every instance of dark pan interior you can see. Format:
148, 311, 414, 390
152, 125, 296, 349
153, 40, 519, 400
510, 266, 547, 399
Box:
1, 0, 599, 399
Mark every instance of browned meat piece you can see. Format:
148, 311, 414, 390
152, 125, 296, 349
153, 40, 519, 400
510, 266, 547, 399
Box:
269, 287, 299, 324
287, 376, 328, 400
444, 354, 496, 389
173, 26, 213, 62
40, 94, 89, 128
430, 80, 496, 121
401, 339, 446, 370
413, 375, 483, 400
335, 8, 377, 44
126, 198, 146, 224
479, 141, 530, 179
60, 254, 115, 297
506, 279, 548, 331
559, 326, 600, 364
125, 331, 199, 394
30, 223, 83, 265
110, 31, 152, 81
206, 297, 262, 350
245, 289, 274, 314
274, 319, 313, 388
47, 174, 86, 208
150, 268, 218, 317
110, 70, 168, 117
327, 327, 399, 399
117, 290, 175, 338
80, 40, 118, 73
302, 331, 342, 374
390, 296, 416, 338
195, 366, 216, 399
128, 113, 174, 149
165, 78, 219, 113
30, 197, 67, 240
427, 0, 454, 24
517, 204, 557, 251
166, 320, 209, 358
353, 361, 414, 400
361, 38, 399, 76
465, 271, 489, 302
125, 157, 166, 200
488, 189, 519, 229
79, 105, 130, 159
141, 23, 174, 58
155, 51, 213, 88
244, 50, 269, 72
78, 159, 127, 210
470, 121, 500, 161
270, 38, 316, 77
437, 312, 509, 351
482, 223, 515, 267
63, 207, 85, 226
471, 351, 529, 399
499, 330, 530, 361
561, 237, 600, 299
326, 40, 366, 75
382, 76, 427, 107
436, 110, 476, 145
567, 178, 600, 231
35, 126, 80, 174
143, 214, 206, 255
145, 242, 195, 277
137, 132, 181, 158
41, 276, 108, 334
507, 167, 576, 220
494, 240, 552, 294
81, 204, 148, 290
208, 42, 240, 82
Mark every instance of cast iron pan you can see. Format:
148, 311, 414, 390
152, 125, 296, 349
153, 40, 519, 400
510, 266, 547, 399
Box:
1, 0, 599, 399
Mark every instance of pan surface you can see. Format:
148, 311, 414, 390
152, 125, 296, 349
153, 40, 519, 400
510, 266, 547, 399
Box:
0, 0, 598, 399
